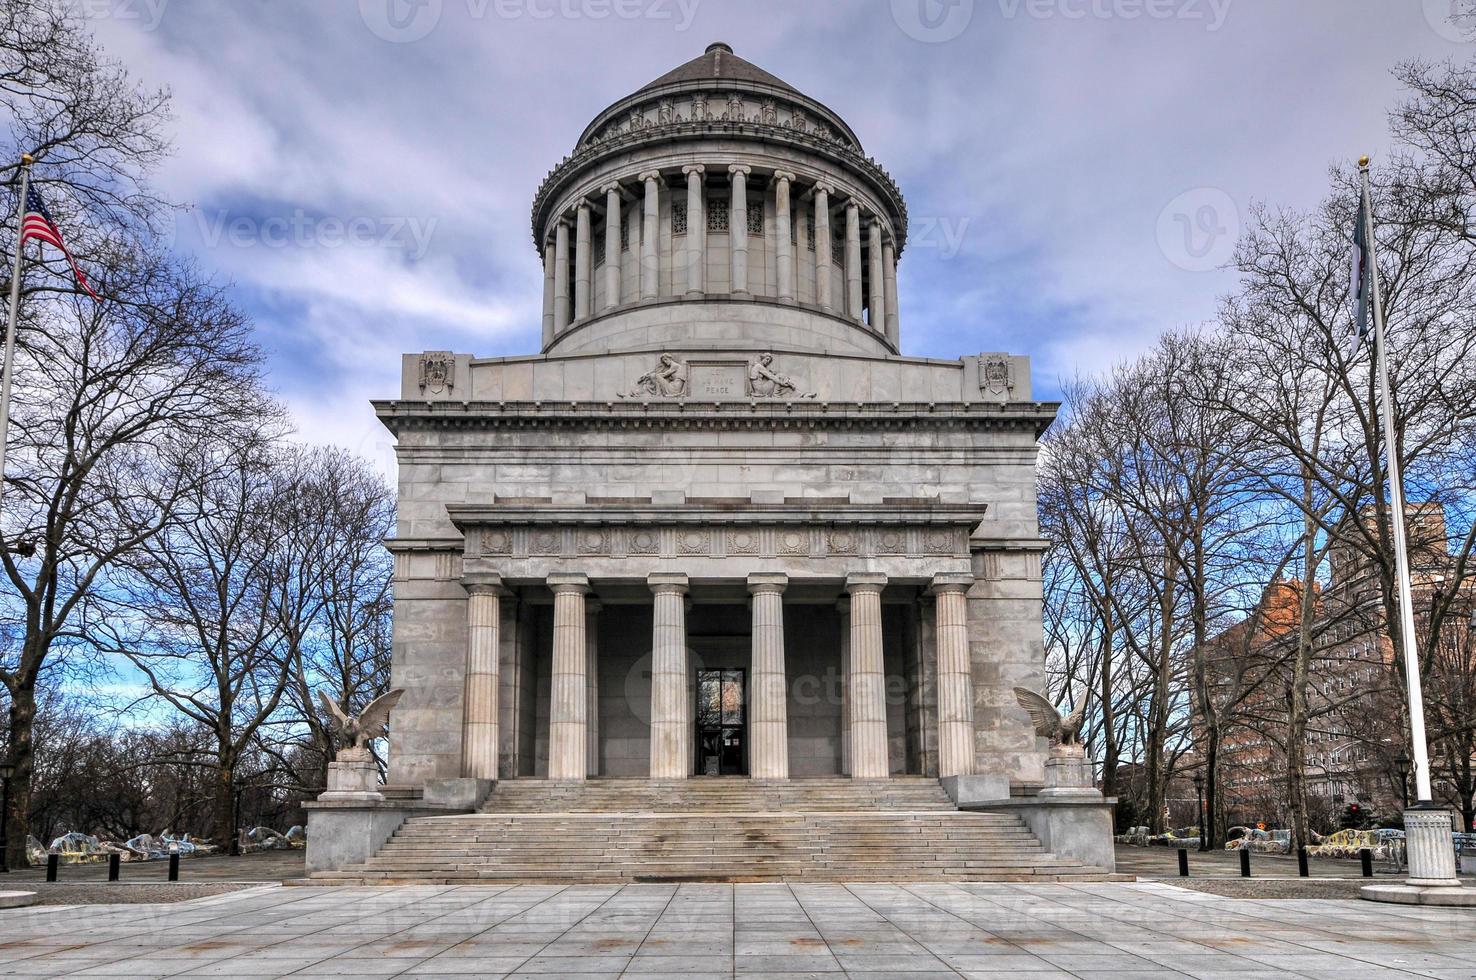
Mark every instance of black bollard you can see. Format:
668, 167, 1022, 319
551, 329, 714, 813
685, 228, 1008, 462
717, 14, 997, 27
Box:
1360, 848, 1373, 878
1178, 848, 1189, 877
1297, 845, 1309, 878
45, 852, 58, 882
1239, 847, 1251, 878
108, 852, 120, 882
167, 852, 180, 882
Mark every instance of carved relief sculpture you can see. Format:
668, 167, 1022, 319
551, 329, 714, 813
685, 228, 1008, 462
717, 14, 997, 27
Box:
746, 353, 816, 399
417, 351, 454, 394
620, 353, 690, 398
979, 354, 1016, 401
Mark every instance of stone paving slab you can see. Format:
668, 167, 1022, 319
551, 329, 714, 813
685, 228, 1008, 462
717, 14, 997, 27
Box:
0, 880, 1472, 978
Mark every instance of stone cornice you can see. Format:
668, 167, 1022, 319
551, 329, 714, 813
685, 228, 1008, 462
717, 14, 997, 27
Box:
374, 400, 1059, 438
531, 121, 908, 255
445, 502, 988, 530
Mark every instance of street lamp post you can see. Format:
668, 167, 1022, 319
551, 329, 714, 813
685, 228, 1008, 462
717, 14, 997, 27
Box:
0, 759, 13, 874
1395, 752, 1411, 812
1193, 771, 1207, 852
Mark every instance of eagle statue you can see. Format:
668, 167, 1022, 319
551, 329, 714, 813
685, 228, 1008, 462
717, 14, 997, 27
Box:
318, 688, 405, 759
1012, 687, 1087, 747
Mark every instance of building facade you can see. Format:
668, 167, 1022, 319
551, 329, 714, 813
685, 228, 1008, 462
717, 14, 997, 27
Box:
379, 44, 1057, 794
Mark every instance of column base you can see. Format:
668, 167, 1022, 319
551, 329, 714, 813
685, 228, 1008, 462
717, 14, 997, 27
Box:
422, 777, 493, 809
1362, 883, 1476, 906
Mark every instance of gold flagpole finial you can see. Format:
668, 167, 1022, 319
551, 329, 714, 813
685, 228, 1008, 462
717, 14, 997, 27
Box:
1359, 154, 1370, 169
19, 153, 33, 166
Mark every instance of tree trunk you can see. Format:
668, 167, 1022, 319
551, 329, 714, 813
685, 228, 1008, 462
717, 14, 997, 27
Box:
4, 680, 37, 868
213, 753, 236, 849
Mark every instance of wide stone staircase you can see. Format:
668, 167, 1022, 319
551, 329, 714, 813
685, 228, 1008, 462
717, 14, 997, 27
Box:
308, 777, 1119, 884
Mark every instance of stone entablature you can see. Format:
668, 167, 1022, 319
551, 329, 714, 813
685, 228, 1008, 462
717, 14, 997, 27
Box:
453, 505, 979, 565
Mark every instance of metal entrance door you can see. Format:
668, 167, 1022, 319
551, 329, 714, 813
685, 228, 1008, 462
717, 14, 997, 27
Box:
695, 668, 746, 776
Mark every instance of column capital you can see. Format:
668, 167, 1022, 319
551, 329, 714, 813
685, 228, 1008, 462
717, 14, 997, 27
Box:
747, 572, 788, 596
929, 573, 975, 597
600, 181, 622, 196
548, 573, 590, 596
577, 200, 592, 213
585, 597, 604, 615
682, 164, 706, 176
813, 180, 834, 196
845, 199, 860, 213
648, 572, 689, 596
464, 575, 508, 597
728, 163, 752, 177
836, 595, 851, 614
845, 572, 887, 595
638, 170, 662, 183
772, 170, 796, 183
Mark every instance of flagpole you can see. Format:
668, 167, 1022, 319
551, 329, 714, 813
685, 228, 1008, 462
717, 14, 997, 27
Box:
1357, 156, 1464, 898
0, 153, 33, 517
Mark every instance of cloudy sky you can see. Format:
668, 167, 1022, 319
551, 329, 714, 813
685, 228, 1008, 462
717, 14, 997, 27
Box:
81, 0, 1473, 473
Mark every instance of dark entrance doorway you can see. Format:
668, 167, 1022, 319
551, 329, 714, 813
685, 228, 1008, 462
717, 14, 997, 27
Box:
696, 668, 746, 776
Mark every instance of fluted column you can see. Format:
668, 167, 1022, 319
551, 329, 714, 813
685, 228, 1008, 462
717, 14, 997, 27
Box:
813, 183, 832, 311
748, 574, 789, 780
602, 183, 621, 311
868, 219, 886, 333
639, 170, 660, 300
931, 574, 976, 779
729, 164, 751, 297
541, 240, 556, 348
845, 202, 863, 321
586, 599, 601, 777
553, 219, 571, 334
846, 573, 889, 779
649, 573, 690, 778
461, 579, 503, 780
574, 203, 592, 320
774, 172, 795, 303
547, 574, 589, 781
837, 596, 851, 777
882, 238, 900, 347
683, 165, 706, 298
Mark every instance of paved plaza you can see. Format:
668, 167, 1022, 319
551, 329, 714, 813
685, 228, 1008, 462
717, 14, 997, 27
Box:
0, 881, 1473, 979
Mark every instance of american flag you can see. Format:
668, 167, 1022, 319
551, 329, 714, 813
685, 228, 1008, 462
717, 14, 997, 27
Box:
20, 185, 99, 300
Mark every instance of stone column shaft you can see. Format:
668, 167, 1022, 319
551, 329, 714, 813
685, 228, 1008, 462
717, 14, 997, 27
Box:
813, 184, 832, 311
574, 204, 592, 320
774, 173, 795, 303
603, 184, 621, 311
882, 240, 900, 347
684, 165, 705, 298
837, 596, 851, 777
729, 165, 751, 297
461, 581, 502, 780
845, 202, 863, 321
749, 574, 789, 780
548, 574, 589, 781
553, 220, 571, 334
541, 241, 556, 348
847, 573, 889, 779
640, 171, 660, 300
649, 573, 690, 778
932, 574, 976, 779
868, 219, 886, 333
586, 602, 601, 777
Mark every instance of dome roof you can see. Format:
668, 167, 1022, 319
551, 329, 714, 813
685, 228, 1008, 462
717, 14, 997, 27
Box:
635, 42, 801, 98
574, 42, 862, 151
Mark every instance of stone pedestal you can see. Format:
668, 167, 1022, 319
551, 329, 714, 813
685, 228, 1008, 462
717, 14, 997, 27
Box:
318, 760, 383, 803
1362, 803, 1473, 906
1040, 751, 1100, 800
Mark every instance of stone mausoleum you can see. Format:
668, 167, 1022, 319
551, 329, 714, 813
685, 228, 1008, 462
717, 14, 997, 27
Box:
305, 44, 1114, 882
